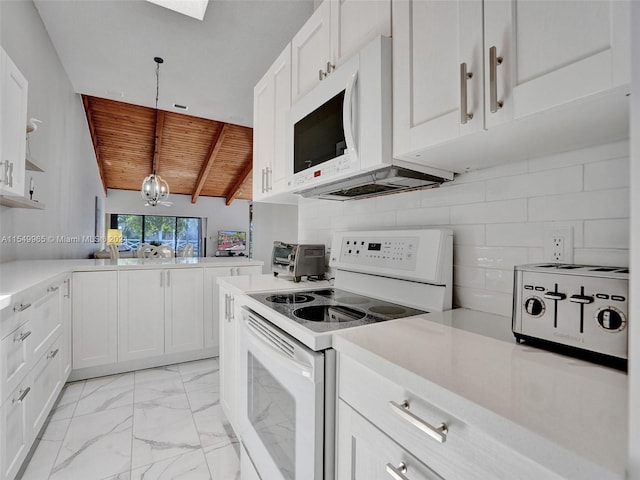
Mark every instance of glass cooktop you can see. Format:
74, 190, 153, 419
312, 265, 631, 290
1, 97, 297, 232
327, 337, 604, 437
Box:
249, 288, 427, 333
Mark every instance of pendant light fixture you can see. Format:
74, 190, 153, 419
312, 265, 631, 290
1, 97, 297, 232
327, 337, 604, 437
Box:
141, 56, 171, 206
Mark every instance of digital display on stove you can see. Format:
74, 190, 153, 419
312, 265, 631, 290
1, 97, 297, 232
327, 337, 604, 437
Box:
368, 243, 382, 251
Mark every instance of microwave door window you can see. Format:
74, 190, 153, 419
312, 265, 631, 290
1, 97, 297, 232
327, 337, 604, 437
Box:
294, 91, 346, 174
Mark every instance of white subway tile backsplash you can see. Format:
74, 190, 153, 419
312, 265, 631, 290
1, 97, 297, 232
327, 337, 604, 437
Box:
453, 287, 513, 317
451, 199, 527, 224
454, 246, 529, 269
485, 269, 514, 294
485, 165, 582, 201
584, 219, 629, 249
574, 248, 629, 267
529, 189, 629, 221
584, 156, 630, 191
396, 206, 450, 227
421, 182, 485, 207
453, 265, 485, 289
527, 140, 629, 172
297, 141, 630, 316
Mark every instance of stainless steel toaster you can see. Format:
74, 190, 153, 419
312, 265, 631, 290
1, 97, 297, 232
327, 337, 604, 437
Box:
512, 263, 629, 370
271, 242, 326, 282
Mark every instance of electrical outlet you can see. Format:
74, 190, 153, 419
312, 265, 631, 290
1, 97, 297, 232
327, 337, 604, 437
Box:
544, 226, 574, 263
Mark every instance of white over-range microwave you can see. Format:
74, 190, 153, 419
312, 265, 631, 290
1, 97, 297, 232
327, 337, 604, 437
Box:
285, 36, 453, 200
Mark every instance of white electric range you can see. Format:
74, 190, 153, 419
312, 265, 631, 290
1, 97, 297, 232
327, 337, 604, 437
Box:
237, 229, 453, 480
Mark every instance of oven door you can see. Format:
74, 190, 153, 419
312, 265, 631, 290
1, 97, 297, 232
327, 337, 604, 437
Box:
239, 307, 325, 480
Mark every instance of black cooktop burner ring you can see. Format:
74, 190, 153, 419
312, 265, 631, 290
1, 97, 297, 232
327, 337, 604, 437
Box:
293, 305, 366, 323
265, 293, 315, 304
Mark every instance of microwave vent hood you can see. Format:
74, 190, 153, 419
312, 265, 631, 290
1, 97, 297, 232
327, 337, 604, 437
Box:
295, 166, 453, 201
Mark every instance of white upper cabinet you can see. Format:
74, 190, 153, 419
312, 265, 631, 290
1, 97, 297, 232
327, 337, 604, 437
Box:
253, 44, 294, 202
393, 0, 483, 155
291, 0, 391, 103
393, 0, 630, 172
484, 0, 630, 126
291, 0, 332, 103
0, 47, 28, 197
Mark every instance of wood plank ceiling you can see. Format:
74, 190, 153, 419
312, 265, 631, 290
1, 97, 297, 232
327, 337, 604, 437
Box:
82, 95, 253, 205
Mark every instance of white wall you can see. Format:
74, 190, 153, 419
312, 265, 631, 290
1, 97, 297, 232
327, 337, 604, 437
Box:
628, 1, 639, 477
298, 140, 630, 317
252, 202, 298, 273
0, 0, 105, 262
104, 189, 250, 257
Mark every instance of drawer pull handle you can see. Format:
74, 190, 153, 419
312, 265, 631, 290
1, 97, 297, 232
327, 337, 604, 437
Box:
47, 286, 60, 293
386, 462, 409, 480
13, 387, 31, 404
390, 401, 448, 443
47, 348, 59, 360
14, 303, 32, 312
14, 330, 32, 342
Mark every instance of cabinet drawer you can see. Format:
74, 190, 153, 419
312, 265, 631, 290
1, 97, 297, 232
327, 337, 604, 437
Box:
0, 321, 32, 404
29, 334, 64, 437
0, 294, 33, 340
338, 354, 558, 480
337, 399, 443, 480
30, 285, 62, 363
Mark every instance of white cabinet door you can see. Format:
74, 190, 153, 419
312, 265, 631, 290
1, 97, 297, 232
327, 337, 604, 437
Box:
0, 379, 31, 480
337, 400, 443, 480
61, 277, 72, 379
28, 335, 63, 440
270, 45, 292, 195
204, 268, 228, 350
393, 0, 483, 159
165, 268, 204, 354
72, 271, 118, 369
118, 270, 165, 362
484, 0, 630, 127
330, 0, 391, 67
219, 286, 238, 429
0, 47, 28, 197
291, 0, 331, 103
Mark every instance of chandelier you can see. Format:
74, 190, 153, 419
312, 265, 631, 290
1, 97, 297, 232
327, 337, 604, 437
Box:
141, 56, 171, 206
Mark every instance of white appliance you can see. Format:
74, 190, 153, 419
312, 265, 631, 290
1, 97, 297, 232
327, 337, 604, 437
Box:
285, 37, 453, 200
238, 229, 453, 480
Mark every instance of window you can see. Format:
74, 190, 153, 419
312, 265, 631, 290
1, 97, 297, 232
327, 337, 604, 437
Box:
110, 214, 202, 256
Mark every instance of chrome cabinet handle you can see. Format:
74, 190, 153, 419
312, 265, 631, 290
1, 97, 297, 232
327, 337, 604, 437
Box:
166, 270, 171, 287
266, 167, 272, 192
47, 286, 60, 293
261, 168, 266, 193
225, 294, 230, 321
489, 46, 503, 113
326, 61, 335, 75
47, 348, 59, 360
389, 401, 448, 443
2, 160, 8, 185
319, 68, 326, 80
13, 330, 31, 342
229, 295, 235, 320
8, 161, 14, 187
460, 62, 473, 124
14, 303, 32, 313
386, 463, 409, 480
64, 279, 71, 298
13, 387, 31, 404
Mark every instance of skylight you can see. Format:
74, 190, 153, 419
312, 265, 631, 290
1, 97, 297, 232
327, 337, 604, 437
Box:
146, 0, 209, 21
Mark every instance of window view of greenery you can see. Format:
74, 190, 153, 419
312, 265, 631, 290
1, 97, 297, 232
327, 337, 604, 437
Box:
111, 214, 201, 256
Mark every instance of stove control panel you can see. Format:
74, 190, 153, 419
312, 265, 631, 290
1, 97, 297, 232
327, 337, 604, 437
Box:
329, 229, 453, 285
512, 263, 629, 367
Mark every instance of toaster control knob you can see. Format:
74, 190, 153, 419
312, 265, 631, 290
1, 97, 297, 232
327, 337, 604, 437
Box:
524, 296, 545, 317
595, 307, 626, 332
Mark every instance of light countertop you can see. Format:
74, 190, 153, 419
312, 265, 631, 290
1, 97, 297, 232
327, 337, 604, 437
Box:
333, 309, 627, 479
217, 273, 332, 295
0, 257, 263, 305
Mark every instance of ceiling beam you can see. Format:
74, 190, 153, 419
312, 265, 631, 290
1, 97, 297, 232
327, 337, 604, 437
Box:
152, 110, 166, 174
82, 95, 108, 195
191, 123, 230, 204
225, 154, 253, 206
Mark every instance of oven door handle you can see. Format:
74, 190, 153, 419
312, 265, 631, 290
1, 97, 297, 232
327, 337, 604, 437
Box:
243, 318, 314, 379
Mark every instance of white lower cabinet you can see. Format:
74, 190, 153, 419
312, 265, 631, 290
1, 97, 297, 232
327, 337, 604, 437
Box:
164, 268, 204, 354
28, 335, 63, 439
0, 378, 31, 480
219, 285, 243, 433
72, 271, 118, 369
337, 399, 442, 480
336, 354, 560, 480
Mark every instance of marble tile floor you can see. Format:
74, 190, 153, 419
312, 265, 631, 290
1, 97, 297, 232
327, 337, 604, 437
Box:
18, 358, 241, 480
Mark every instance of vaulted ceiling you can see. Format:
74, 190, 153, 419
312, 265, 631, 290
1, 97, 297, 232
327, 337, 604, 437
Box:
83, 95, 253, 205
